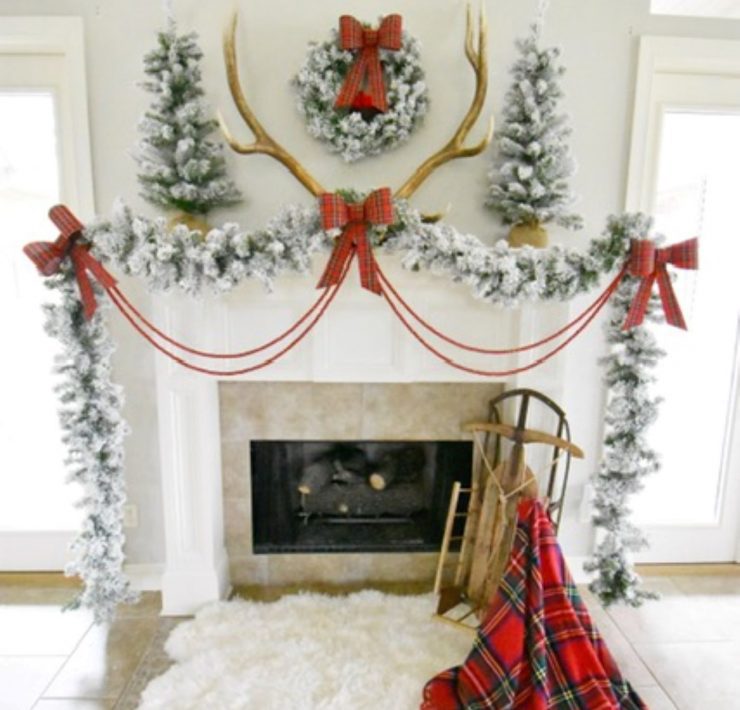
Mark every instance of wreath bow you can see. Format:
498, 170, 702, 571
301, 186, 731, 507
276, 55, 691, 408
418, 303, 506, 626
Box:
334, 14, 403, 113
317, 189, 394, 295
23, 205, 117, 320
622, 237, 698, 330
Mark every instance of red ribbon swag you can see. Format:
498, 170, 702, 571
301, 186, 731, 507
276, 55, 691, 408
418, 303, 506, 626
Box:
23, 204, 698, 378
334, 14, 402, 113
622, 237, 698, 330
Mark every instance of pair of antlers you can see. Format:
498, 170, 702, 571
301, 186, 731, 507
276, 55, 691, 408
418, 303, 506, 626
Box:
219, 5, 493, 201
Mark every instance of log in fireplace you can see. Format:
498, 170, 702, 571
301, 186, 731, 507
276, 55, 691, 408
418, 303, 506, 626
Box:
250, 440, 472, 553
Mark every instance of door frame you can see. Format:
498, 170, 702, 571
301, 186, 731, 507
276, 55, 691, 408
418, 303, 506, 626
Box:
625, 35, 740, 563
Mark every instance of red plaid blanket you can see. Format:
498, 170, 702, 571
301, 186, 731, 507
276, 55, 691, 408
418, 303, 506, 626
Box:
422, 499, 647, 709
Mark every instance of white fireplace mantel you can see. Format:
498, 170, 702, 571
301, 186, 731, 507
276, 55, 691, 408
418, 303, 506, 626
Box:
153, 258, 568, 615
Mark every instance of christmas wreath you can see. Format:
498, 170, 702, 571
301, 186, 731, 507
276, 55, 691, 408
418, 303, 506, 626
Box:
293, 15, 429, 162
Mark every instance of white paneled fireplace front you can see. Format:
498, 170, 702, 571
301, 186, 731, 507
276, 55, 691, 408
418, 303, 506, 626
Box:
152, 260, 566, 615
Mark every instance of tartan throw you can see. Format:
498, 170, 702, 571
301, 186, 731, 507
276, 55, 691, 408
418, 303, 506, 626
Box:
422, 499, 647, 710
622, 237, 698, 331
334, 14, 402, 112
317, 188, 394, 295
23, 205, 117, 320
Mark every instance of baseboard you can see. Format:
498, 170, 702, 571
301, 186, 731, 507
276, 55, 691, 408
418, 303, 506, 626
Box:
0, 530, 76, 571
565, 555, 595, 585
124, 563, 164, 591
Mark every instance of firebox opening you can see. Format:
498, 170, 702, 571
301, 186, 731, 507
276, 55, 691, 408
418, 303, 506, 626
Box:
250, 440, 473, 554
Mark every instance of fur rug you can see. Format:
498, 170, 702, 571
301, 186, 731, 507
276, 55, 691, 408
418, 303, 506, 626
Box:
138, 591, 472, 710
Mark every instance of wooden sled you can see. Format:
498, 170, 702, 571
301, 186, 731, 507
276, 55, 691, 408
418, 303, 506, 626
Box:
433, 393, 583, 632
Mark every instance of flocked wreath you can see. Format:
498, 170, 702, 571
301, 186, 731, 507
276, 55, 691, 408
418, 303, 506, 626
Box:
293, 15, 429, 162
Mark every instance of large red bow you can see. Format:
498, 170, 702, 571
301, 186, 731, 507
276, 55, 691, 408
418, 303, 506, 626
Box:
334, 14, 402, 113
622, 237, 698, 330
317, 188, 395, 295
23, 205, 116, 320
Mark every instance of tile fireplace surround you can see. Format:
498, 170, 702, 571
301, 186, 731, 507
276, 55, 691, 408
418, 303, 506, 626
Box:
152, 264, 567, 614
220, 382, 503, 588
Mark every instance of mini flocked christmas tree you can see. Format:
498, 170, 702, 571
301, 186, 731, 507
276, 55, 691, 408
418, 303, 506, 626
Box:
136, 21, 241, 228
488, 24, 581, 247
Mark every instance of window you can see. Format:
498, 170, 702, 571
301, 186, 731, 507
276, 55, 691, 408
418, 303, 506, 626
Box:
624, 36, 740, 562
0, 18, 95, 568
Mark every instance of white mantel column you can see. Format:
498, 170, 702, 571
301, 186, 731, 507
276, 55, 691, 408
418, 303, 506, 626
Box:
154, 296, 230, 615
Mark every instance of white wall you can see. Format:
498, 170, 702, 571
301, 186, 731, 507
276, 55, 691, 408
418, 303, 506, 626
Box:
2, 0, 739, 566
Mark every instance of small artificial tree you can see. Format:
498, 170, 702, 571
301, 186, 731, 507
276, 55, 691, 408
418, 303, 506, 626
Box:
135, 22, 241, 223
488, 25, 582, 247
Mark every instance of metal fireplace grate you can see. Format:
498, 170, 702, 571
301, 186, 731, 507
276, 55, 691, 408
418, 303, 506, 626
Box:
250, 440, 472, 554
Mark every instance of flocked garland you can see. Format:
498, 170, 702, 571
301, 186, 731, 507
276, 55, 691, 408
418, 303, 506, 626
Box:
37, 197, 665, 619
87, 200, 630, 300
585, 216, 663, 607
293, 28, 428, 162
43, 268, 138, 623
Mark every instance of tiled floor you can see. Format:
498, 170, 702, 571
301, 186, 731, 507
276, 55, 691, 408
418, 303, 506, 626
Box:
1, 568, 739, 709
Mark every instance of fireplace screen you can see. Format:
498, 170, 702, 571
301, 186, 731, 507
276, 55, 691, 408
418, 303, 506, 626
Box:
250, 440, 472, 553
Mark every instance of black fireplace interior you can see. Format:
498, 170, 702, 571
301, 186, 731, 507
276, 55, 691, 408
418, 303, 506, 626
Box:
250, 440, 473, 553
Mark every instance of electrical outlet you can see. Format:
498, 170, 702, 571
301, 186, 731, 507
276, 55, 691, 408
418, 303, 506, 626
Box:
123, 503, 139, 528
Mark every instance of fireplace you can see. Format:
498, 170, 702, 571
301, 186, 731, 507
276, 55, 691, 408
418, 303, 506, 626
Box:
150, 260, 568, 614
218, 381, 504, 589
250, 440, 472, 553
146, 246, 578, 615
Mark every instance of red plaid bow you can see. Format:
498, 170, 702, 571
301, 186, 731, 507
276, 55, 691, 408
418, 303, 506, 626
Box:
622, 237, 698, 330
334, 14, 402, 113
23, 205, 116, 320
317, 188, 394, 295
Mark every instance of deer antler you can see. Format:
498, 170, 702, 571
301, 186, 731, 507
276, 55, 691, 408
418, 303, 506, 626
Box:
219, 12, 325, 197
394, 4, 494, 201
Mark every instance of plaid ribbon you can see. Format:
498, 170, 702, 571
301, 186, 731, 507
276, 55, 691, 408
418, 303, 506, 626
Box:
422, 499, 647, 710
23, 205, 116, 320
334, 14, 402, 113
317, 188, 394, 295
622, 237, 698, 330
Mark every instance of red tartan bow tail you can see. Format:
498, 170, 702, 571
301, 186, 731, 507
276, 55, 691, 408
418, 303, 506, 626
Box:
23, 205, 117, 320
622, 237, 698, 331
334, 14, 403, 113
317, 189, 394, 295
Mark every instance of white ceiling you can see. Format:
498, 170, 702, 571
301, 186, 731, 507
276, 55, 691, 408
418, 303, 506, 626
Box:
652, 0, 740, 18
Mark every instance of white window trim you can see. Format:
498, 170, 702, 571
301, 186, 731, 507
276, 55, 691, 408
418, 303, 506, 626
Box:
651, 0, 740, 20
0, 17, 95, 570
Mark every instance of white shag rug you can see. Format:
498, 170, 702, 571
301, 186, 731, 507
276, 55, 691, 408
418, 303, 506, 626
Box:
138, 591, 472, 710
